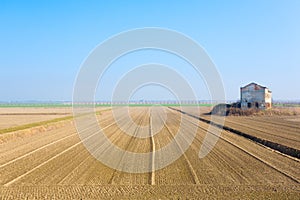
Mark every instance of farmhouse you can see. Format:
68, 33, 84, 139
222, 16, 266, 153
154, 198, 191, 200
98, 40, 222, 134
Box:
240, 82, 272, 110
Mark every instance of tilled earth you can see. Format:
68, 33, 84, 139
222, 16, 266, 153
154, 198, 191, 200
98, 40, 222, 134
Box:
0, 107, 299, 199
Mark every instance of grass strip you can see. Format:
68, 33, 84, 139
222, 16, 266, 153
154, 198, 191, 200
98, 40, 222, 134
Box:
0, 115, 74, 135
0, 107, 113, 134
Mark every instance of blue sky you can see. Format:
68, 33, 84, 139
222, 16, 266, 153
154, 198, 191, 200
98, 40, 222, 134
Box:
0, 0, 299, 101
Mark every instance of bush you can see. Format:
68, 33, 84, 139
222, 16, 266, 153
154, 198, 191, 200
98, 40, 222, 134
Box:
227, 107, 259, 116
210, 103, 299, 116
210, 104, 231, 116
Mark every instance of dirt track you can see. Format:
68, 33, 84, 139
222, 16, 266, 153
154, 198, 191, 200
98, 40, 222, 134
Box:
0, 107, 299, 199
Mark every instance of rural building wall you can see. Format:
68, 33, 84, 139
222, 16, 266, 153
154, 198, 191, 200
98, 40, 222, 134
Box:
240, 83, 272, 110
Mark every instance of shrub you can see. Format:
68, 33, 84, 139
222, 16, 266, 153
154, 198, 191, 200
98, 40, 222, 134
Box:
210, 103, 299, 116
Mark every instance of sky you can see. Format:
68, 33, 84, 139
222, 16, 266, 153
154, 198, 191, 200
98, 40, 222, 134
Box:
0, 0, 299, 102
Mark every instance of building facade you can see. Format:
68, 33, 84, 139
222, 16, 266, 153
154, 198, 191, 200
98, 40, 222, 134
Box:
240, 82, 272, 110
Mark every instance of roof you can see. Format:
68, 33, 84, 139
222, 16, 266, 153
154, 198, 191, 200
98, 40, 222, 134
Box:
241, 82, 272, 92
241, 82, 266, 89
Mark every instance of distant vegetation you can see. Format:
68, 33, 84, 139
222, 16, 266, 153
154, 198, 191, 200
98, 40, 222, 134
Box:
0, 102, 214, 108
0, 103, 72, 108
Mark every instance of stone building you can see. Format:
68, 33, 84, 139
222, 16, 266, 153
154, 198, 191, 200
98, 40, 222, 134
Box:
240, 82, 272, 110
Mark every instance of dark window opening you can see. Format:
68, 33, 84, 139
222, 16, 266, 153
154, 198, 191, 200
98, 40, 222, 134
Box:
247, 103, 252, 108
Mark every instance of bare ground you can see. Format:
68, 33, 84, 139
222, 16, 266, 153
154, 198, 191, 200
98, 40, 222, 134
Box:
0, 107, 299, 199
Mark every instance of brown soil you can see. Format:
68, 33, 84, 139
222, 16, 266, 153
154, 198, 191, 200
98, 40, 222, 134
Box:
0, 107, 299, 199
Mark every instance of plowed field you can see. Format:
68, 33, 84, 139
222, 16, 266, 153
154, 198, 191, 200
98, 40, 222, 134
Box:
0, 107, 299, 199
